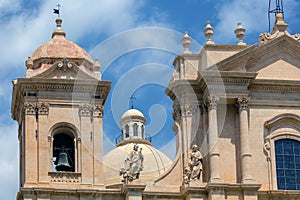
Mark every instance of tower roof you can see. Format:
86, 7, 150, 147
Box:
27, 18, 94, 71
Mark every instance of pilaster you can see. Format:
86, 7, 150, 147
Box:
206, 96, 222, 182
236, 97, 254, 184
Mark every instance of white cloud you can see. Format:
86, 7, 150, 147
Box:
0, 123, 19, 200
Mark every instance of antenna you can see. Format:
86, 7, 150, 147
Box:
53, 3, 61, 18
268, 0, 284, 32
129, 95, 136, 109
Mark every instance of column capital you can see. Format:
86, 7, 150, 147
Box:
181, 104, 199, 117
236, 97, 249, 112
206, 96, 219, 111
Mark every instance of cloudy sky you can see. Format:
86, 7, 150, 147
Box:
0, 0, 299, 199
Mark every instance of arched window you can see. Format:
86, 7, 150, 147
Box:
275, 139, 300, 190
125, 125, 129, 138
133, 123, 138, 136
141, 125, 145, 139
53, 133, 75, 172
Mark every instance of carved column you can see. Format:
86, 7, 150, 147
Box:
206, 96, 221, 182
237, 97, 253, 183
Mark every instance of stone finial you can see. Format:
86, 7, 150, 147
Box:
181, 32, 192, 54
204, 21, 214, 44
25, 57, 33, 69
93, 59, 101, 71
273, 13, 288, 33
234, 22, 246, 45
52, 18, 66, 38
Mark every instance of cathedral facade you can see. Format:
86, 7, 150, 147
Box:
12, 14, 300, 200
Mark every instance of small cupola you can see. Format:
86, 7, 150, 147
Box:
117, 109, 149, 146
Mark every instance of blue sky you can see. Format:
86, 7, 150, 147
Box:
0, 0, 299, 199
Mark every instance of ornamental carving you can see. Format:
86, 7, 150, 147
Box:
183, 145, 203, 184
79, 104, 92, 117
57, 58, 73, 72
24, 102, 49, 115
206, 96, 219, 111
37, 102, 49, 115
120, 144, 144, 183
79, 104, 104, 118
263, 137, 271, 161
24, 103, 36, 115
92, 105, 104, 118
181, 104, 198, 117
236, 97, 249, 112
48, 172, 81, 183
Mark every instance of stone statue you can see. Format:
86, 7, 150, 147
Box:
120, 144, 144, 183
183, 145, 203, 184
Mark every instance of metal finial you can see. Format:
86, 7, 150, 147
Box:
268, 0, 284, 33
129, 95, 136, 109
53, 3, 61, 18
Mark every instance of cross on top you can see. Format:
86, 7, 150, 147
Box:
129, 95, 136, 109
53, 3, 61, 18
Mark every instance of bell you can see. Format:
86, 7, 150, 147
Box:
55, 152, 71, 171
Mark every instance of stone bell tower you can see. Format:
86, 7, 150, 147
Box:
11, 18, 111, 199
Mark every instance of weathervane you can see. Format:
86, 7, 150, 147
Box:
53, 3, 61, 18
129, 95, 136, 109
268, 0, 284, 32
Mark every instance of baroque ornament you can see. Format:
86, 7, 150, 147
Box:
57, 58, 73, 72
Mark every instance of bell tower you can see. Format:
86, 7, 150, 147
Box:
11, 18, 111, 199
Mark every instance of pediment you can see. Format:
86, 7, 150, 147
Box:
210, 35, 300, 81
255, 59, 300, 81
34, 59, 97, 80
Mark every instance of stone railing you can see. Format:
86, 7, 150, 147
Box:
48, 172, 81, 183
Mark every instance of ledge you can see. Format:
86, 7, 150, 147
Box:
48, 172, 81, 183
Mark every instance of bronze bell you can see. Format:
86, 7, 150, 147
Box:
55, 152, 71, 171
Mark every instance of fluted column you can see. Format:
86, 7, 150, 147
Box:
207, 96, 221, 182
237, 97, 253, 183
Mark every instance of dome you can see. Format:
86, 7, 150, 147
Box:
103, 142, 172, 185
27, 18, 94, 71
120, 108, 146, 124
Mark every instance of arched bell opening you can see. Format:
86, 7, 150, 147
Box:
53, 132, 75, 172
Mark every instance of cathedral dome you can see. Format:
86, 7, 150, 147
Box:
103, 142, 172, 186
26, 18, 94, 72
103, 108, 173, 186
